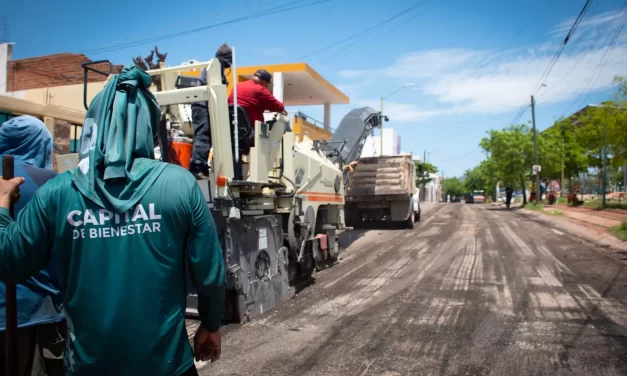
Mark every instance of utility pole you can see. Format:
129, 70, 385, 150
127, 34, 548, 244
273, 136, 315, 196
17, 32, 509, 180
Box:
561, 128, 565, 198
531, 95, 540, 205
602, 123, 608, 209
441, 170, 444, 202
380, 97, 384, 156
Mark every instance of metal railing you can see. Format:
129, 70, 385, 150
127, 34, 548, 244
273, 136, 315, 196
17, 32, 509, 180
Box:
294, 111, 335, 133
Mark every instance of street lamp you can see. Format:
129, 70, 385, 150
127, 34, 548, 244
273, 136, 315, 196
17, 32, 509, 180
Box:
380, 83, 415, 156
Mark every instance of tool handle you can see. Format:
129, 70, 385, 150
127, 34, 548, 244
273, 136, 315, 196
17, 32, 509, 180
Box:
2, 154, 18, 376
2, 155, 14, 216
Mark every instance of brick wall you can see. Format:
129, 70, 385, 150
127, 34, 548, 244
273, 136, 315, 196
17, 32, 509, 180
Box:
7, 53, 123, 92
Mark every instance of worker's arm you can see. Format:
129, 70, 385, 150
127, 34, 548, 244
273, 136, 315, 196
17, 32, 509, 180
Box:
0, 178, 53, 282
257, 87, 286, 114
186, 181, 226, 332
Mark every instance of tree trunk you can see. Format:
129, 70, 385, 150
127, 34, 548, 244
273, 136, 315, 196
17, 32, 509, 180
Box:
520, 175, 527, 206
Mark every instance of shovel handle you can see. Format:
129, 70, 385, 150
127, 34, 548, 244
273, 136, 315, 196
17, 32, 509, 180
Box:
2, 154, 18, 376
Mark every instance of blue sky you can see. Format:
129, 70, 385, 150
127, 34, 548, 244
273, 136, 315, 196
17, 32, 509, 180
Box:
3, 0, 627, 177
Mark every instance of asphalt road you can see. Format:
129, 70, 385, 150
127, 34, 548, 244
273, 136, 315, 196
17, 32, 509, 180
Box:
190, 203, 627, 376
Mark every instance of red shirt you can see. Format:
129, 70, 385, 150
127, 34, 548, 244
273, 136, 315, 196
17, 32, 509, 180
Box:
228, 80, 286, 126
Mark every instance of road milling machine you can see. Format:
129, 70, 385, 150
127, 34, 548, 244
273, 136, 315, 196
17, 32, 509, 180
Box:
144, 59, 354, 322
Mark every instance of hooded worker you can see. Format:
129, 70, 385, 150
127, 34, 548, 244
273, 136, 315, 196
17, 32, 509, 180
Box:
189, 43, 233, 179
0, 66, 226, 376
0, 115, 65, 376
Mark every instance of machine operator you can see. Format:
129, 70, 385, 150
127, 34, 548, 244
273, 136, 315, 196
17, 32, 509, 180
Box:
228, 69, 288, 127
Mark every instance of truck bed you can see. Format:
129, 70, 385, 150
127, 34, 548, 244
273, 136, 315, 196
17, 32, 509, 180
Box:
346, 155, 415, 197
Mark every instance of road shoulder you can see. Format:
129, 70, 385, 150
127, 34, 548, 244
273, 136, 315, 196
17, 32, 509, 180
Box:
492, 203, 627, 265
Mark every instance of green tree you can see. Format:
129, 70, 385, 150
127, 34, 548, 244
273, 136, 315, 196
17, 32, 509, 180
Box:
542, 118, 588, 191
479, 124, 533, 204
443, 177, 465, 197
463, 160, 498, 200
463, 165, 486, 192
415, 161, 438, 188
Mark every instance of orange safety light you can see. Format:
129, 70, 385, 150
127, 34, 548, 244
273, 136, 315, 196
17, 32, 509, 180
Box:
216, 176, 228, 187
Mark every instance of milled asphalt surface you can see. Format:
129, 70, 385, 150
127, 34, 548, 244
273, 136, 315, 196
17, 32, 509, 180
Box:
188, 203, 627, 376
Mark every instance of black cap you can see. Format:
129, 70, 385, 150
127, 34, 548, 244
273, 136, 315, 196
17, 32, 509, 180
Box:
253, 69, 272, 84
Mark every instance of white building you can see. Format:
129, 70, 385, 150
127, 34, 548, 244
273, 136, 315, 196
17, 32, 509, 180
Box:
360, 128, 401, 157
423, 174, 443, 203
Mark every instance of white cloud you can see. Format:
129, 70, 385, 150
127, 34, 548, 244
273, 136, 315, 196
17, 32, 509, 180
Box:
353, 100, 448, 123
551, 10, 623, 36
336, 8, 627, 123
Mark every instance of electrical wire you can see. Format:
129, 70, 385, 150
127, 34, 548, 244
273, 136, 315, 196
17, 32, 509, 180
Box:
536, 8, 620, 99
488, 1, 593, 133
325, 0, 435, 63
84, 0, 268, 55
297, 1, 430, 61
436, 147, 482, 163
530, 0, 593, 96
560, 2, 627, 117
82, 0, 331, 55
574, 6, 627, 110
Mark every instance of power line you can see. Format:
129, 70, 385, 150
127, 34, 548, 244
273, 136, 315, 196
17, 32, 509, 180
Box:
537, 8, 620, 98
297, 1, 430, 61
82, 0, 330, 55
436, 147, 482, 163
84, 0, 268, 55
575, 6, 627, 109
560, 3, 627, 117
530, 0, 593, 96
326, 0, 435, 63
496, 1, 593, 130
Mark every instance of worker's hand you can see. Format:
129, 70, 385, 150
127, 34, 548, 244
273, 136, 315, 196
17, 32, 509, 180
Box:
194, 327, 221, 363
0, 177, 24, 209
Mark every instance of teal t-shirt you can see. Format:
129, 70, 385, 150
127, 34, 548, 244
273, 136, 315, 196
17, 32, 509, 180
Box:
0, 163, 225, 376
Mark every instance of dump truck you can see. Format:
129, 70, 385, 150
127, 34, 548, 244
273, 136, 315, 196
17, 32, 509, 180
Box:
344, 154, 421, 229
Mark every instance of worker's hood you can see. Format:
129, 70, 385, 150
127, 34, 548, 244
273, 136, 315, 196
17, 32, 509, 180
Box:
71, 65, 167, 213
0, 115, 53, 169
215, 43, 233, 69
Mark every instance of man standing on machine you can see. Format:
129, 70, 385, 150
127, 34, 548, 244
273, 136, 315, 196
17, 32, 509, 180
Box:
189, 43, 233, 179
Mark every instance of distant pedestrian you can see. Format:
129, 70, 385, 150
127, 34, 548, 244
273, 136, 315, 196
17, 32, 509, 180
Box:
505, 186, 513, 209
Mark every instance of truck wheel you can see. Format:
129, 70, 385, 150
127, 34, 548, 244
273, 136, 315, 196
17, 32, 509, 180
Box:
406, 212, 415, 229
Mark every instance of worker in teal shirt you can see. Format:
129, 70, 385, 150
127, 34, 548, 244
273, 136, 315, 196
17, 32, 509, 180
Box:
0, 66, 226, 376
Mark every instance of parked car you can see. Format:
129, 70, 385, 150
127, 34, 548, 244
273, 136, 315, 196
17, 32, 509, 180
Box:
472, 190, 486, 204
